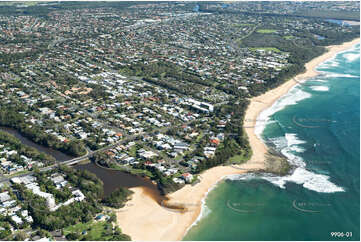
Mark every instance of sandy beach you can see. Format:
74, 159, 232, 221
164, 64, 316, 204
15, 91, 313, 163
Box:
116, 37, 360, 241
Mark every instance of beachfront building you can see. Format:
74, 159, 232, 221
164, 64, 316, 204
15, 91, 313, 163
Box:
181, 173, 194, 183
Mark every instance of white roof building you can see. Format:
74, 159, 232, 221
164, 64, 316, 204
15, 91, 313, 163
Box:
11, 215, 23, 224
0, 191, 11, 203
26, 183, 56, 209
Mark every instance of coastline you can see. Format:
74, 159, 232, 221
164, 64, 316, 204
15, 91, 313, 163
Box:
115, 38, 360, 241
244, 37, 360, 170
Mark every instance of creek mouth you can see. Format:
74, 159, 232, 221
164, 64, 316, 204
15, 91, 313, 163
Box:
74, 163, 194, 212
0, 126, 184, 209
74, 162, 164, 201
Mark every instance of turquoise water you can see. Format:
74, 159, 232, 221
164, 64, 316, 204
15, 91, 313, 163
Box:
183, 44, 360, 241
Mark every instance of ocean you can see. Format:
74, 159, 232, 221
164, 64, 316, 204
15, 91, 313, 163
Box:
183, 43, 360, 241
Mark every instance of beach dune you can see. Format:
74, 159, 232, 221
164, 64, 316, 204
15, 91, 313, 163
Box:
116, 38, 360, 241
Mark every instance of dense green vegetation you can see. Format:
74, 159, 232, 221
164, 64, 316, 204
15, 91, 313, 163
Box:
146, 166, 183, 194
102, 187, 133, 208
118, 61, 215, 99
0, 106, 86, 157
0, 130, 55, 167
0, 221, 12, 239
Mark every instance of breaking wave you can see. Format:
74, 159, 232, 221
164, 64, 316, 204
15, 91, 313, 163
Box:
310, 86, 329, 92
312, 79, 328, 83
227, 133, 344, 193
343, 53, 360, 62
322, 73, 359, 78
254, 86, 312, 138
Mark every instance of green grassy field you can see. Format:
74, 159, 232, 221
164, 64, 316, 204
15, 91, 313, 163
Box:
128, 145, 137, 157
250, 47, 281, 52
109, 163, 154, 178
227, 147, 252, 164
194, 132, 204, 143
227, 154, 249, 164
63, 221, 110, 240
256, 29, 277, 34
284, 35, 294, 40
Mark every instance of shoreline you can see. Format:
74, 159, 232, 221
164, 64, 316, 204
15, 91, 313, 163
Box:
244, 37, 360, 170
115, 37, 360, 241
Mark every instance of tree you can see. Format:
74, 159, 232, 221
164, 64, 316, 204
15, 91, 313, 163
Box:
66, 232, 79, 240
102, 187, 133, 208
108, 213, 117, 223
14, 231, 27, 241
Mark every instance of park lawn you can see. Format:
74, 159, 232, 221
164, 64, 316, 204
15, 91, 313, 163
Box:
284, 35, 294, 40
250, 47, 281, 52
63, 221, 92, 235
128, 145, 137, 157
110, 163, 154, 178
194, 132, 204, 143
175, 144, 196, 161
63, 221, 113, 240
227, 150, 251, 164
128, 167, 154, 177
174, 154, 183, 161
256, 29, 277, 34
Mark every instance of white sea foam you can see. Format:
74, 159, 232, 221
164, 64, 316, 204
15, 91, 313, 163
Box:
328, 44, 360, 59
270, 134, 306, 168
289, 146, 306, 153
310, 86, 329, 92
192, 204, 211, 227
285, 133, 306, 146
318, 43, 359, 69
263, 168, 344, 193
227, 167, 344, 193
321, 59, 339, 68
343, 53, 360, 62
228, 132, 344, 193
269, 133, 343, 192
254, 86, 312, 138
323, 73, 359, 78
183, 178, 220, 237
226, 173, 261, 181
285, 133, 306, 153
312, 79, 328, 83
